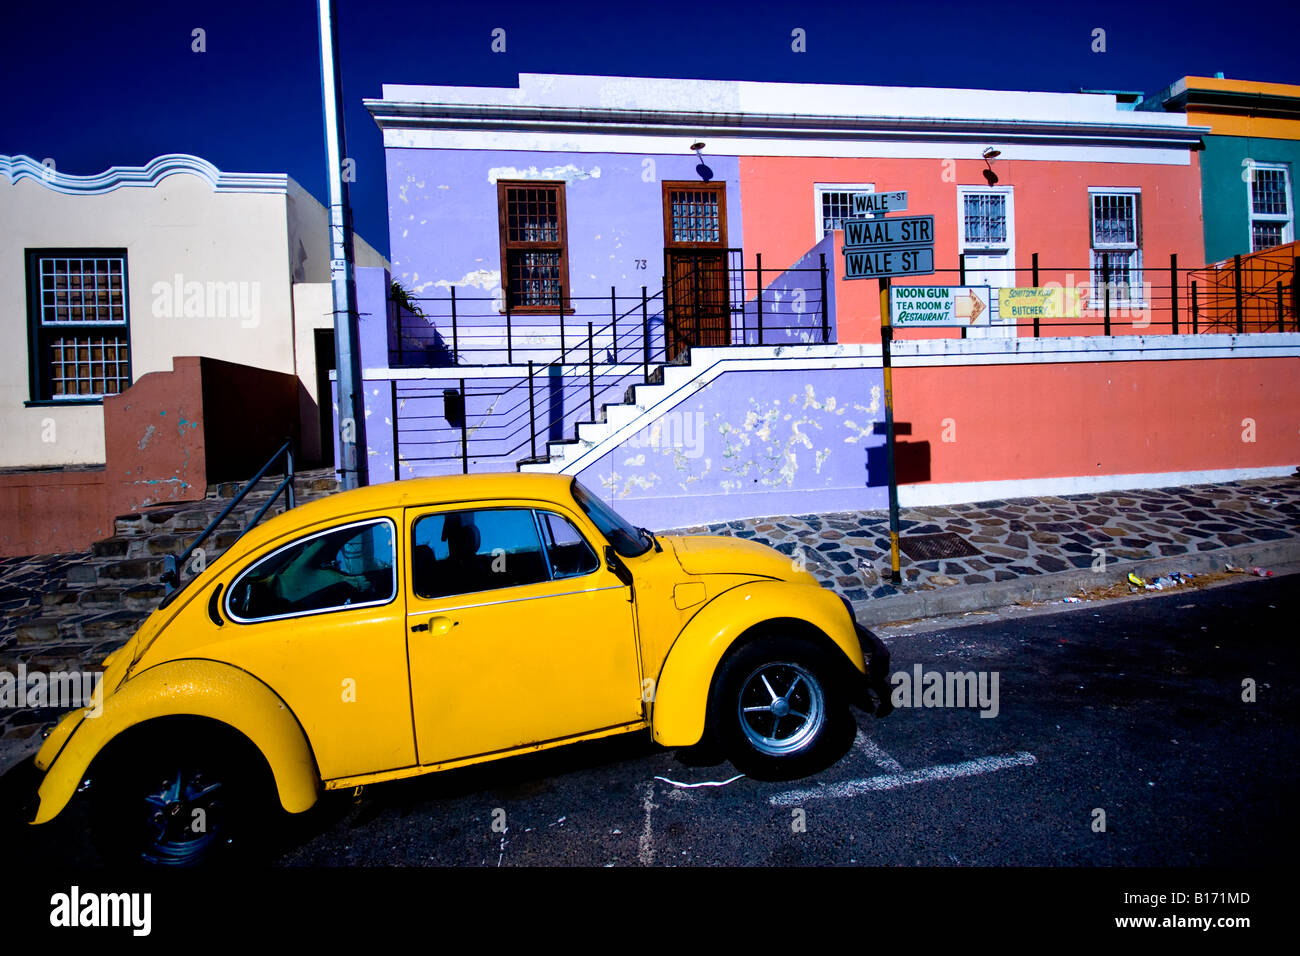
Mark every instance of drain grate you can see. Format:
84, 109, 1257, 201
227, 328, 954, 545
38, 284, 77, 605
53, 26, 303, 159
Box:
898, 531, 980, 561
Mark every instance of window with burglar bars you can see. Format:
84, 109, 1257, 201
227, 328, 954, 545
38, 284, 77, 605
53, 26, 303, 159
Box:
667, 188, 723, 244
1089, 190, 1143, 307
26, 250, 131, 400
1248, 164, 1293, 252
962, 193, 1008, 246
497, 181, 570, 311
814, 184, 874, 238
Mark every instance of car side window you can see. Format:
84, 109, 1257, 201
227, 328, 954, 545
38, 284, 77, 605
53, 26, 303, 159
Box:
537, 511, 599, 579
227, 519, 396, 622
412, 508, 551, 600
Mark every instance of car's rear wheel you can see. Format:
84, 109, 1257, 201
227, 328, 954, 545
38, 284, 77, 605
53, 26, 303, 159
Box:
708, 634, 849, 780
89, 723, 272, 867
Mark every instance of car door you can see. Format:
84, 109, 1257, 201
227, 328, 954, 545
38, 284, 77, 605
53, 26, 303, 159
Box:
216, 509, 417, 781
404, 500, 644, 766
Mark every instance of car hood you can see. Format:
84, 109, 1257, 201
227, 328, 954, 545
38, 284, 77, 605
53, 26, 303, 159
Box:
662, 534, 798, 580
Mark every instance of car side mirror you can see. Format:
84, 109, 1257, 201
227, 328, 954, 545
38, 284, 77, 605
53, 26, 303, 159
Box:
605, 546, 633, 587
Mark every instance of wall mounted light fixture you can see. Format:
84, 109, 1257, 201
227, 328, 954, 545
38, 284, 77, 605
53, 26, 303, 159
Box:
982, 147, 1001, 186
690, 142, 713, 181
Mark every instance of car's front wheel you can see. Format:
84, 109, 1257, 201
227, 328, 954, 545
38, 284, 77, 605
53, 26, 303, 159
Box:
89, 723, 272, 867
708, 634, 849, 780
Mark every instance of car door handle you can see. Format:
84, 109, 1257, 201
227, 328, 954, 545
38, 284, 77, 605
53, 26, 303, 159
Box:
412, 616, 457, 636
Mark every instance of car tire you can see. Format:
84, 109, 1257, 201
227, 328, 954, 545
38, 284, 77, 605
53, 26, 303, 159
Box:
89, 722, 273, 868
708, 634, 849, 781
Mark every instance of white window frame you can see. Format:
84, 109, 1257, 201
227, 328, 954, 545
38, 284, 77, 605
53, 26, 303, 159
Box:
954, 186, 1017, 337
1245, 161, 1294, 252
956, 186, 1016, 255
1088, 187, 1144, 308
813, 183, 875, 242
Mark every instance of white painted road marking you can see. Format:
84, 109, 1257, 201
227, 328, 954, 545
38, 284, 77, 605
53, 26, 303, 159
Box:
638, 781, 657, 866
653, 773, 746, 788
853, 729, 904, 773
768, 751, 1038, 806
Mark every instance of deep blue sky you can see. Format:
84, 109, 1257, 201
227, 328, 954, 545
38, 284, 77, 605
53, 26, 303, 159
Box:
2, 0, 1297, 259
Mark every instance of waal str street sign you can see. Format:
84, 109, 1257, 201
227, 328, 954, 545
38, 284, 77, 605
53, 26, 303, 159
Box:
890, 286, 993, 327
852, 190, 907, 216
843, 215, 933, 248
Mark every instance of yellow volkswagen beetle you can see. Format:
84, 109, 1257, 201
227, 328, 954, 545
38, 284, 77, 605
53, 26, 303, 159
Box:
29, 473, 891, 864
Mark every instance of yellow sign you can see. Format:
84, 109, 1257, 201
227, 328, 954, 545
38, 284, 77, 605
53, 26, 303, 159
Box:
998, 287, 1085, 320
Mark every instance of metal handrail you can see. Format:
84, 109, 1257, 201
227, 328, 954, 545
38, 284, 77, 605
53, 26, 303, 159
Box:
160, 439, 296, 594
391, 256, 834, 474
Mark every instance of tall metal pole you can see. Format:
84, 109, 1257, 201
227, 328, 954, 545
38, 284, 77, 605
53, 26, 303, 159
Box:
317, 0, 368, 488
879, 277, 902, 584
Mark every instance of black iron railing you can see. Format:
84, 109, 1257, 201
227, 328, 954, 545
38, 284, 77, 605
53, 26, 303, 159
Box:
1186, 251, 1299, 335
392, 250, 833, 368
899, 253, 1299, 338
387, 250, 833, 475
382, 248, 1300, 478
159, 439, 296, 598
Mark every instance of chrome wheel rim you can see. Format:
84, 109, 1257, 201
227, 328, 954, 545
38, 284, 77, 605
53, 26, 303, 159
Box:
140, 767, 225, 865
738, 661, 825, 756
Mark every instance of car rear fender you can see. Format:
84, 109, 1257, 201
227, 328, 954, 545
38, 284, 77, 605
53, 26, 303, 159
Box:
649, 580, 865, 748
31, 658, 319, 824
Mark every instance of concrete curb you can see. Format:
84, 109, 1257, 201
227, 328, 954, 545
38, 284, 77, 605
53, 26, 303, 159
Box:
849, 536, 1300, 627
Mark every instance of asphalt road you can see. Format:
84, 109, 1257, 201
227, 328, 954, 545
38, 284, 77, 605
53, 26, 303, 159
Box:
6, 575, 1297, 867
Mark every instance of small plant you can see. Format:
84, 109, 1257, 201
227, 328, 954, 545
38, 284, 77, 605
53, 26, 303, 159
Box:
391, 280, 425, 317
390, 280, 454, 366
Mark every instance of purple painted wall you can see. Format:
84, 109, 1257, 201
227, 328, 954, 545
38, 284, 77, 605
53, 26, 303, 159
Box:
355, 265, 393, 371
573, 365, 888, 529
385, 148, 743, 329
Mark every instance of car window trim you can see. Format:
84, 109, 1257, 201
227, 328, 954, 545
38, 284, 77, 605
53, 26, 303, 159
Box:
408, 503, 606, 602
224, 516, 399, 625
532, 509, 557, 581
410, 505, 551, 601
534, 508, 601, 583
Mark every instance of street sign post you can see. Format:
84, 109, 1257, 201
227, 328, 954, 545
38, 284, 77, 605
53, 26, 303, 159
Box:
838, 192, 930, 584
879, 277, 902, 584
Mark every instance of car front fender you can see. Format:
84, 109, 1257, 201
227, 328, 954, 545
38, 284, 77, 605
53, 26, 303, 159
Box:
31, 658, 320, 825
650, 580, 866, 748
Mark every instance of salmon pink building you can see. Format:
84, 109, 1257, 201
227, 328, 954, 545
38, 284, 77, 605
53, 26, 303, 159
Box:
347, 74, 1299, 528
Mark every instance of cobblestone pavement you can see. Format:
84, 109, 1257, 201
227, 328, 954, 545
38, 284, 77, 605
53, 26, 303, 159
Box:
2, 476, 1297, 750
667, 476, 1300, 602
0, 552, 116, 747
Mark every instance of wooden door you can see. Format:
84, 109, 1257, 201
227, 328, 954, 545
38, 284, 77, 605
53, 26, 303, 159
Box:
663, 182, 730, 359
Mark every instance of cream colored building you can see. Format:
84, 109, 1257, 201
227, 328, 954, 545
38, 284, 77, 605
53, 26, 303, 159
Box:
0, 153, 386, 469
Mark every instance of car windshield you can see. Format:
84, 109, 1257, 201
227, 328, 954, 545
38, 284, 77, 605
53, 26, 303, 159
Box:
571, 480, 652, 558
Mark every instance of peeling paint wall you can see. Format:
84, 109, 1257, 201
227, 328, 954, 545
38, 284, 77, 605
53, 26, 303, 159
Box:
574, 366, 888, 528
